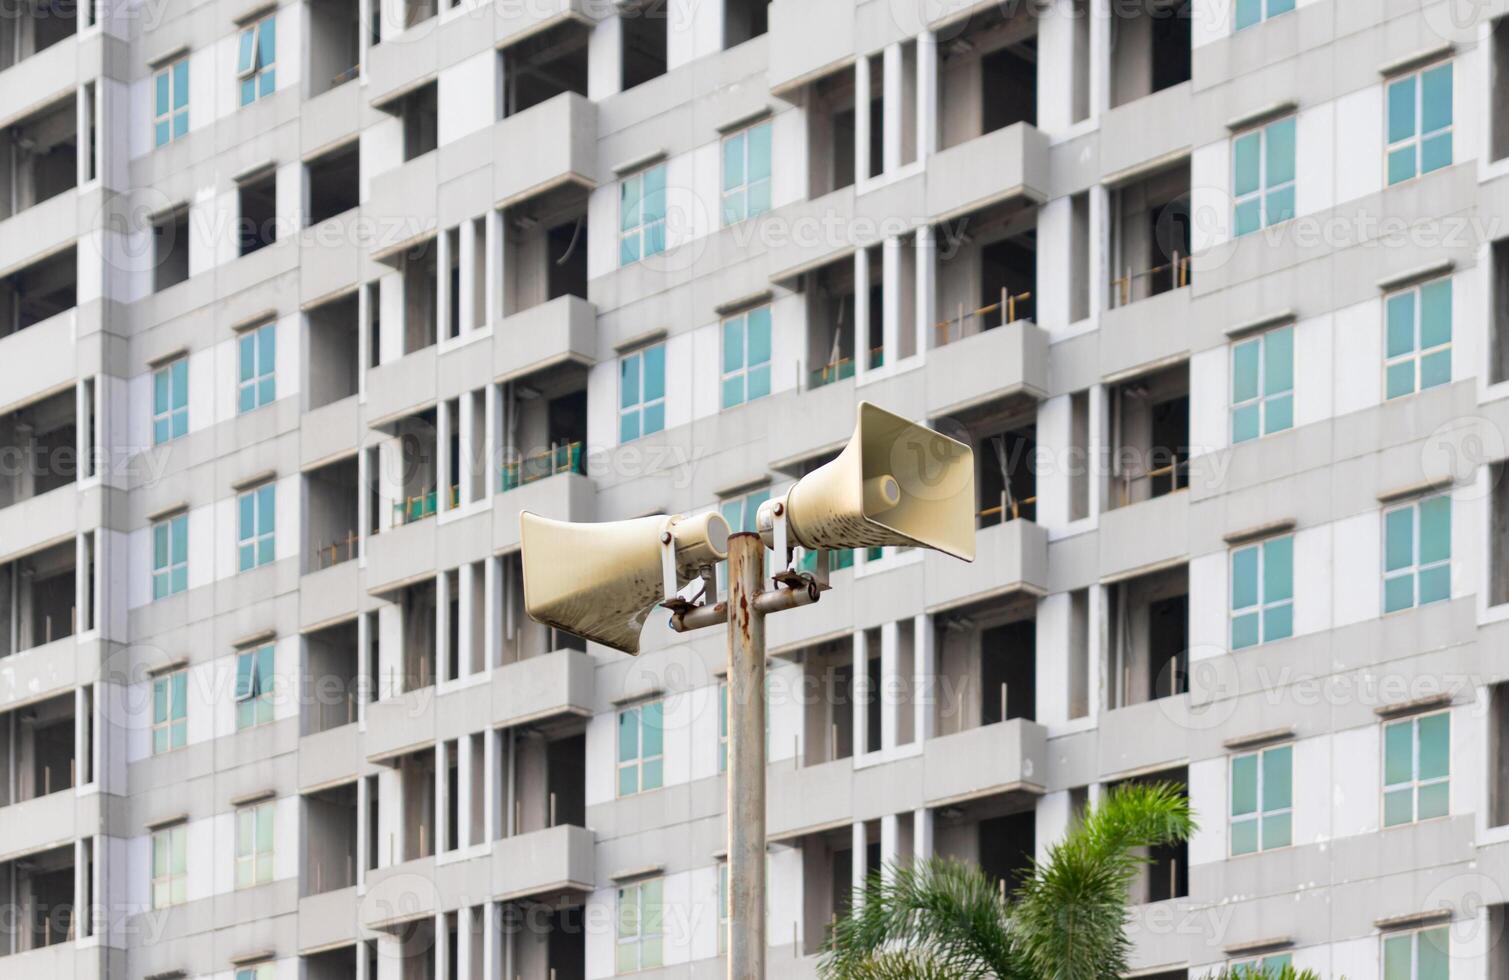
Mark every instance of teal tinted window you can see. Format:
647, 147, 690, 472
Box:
154, 59, 189, 146
1231, 535, 1294, 649
238, 18, 276, 107
153, 358, 189, 443
1230, 744, 1292, 856
619, 344, 666, 443
1383, 712, 1450, 827
1386, 62, 1453, 185
235, 644, 275, 730
620, 164, 668, 265
1231, 326, 1293, 443
237, 483, 276, 572
721, 306, 773, 408
1384, 278, 1451, 400
1233, 118, 1296, 236
1234, 0, 1293, 30
152, 514, 188, 599
1383, 495, 1450, 613
151, 670, 188, 754
617, 702, 665, 797
722, 122, 772, 225
238, 323, 276, 413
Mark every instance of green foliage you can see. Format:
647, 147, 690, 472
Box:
1197, 967, 1325, 980
818, 783, 1196, 980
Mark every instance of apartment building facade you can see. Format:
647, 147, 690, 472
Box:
4, 0, 1509, 976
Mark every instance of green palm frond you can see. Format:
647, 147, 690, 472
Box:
1198, 967, 1325, 980
1011, 782, 1196, 980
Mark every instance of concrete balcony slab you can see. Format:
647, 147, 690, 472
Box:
0, 788, 96, 863
1099, 491, 1189, 582
926, 319, 1049, 418
925, 517, 1049, 612
494, 92, 598, 207
495, 294, 597, 381
491, 649, 595, 729
0, 309, 76, 413
492, 472, 594, 554
925, 122, 1051, 222
491, 824, 595, 900
922, 718, 1047, 806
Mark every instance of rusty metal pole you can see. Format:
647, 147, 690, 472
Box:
726, 531, 767, 980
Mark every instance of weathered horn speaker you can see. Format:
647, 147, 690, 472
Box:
759, 402, 976, 561
519, 511, 730, 654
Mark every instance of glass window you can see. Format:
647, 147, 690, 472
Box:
237, 483, 276, 572
238, 323, 276, 413
1231, 325, 1293, 443
617, 701, 664, 797
152, 669, 188, 754
153, 357, 189, 444
234, 801, 276, 889
1383, 495, 1451, 613
1386, 62, 1452, 185
235, 644, 276, 730
1232, 117, 1296, 237
1382, 925, 1449, 980
236, 967, 275, 980
619, 165, 667, 266
618, 344, 665, 443
1230, 953, 1293, 977
722, 122, 772, 225
616, 877, 664, 973
1383, 711, 1449, 827
722, 306, 772, 409
1384, 278, 1451, 400
718, 862, 730, 955
152, 514, 189, 600
154, 58, 189, 147
1231, 535, 1294, 649
152, 823, 188, 909
1229, 744, 1292, 855
237, 16, 277, 107
1233, 0, 1293, 30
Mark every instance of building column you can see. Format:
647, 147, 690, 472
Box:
483, 901, 500, 980
356, 776, 371, 888
483, 555, 499, 672
74, 532, 91, 637
436, 571, 451, 684
434, 911, 449, 979
916, 31, 937, 159
854, 54, 871, 185
1087, 382, 1106, 518
436, 228, 451, 342
913, 807, 933, 861
458, 563, 476, 676
74, 686, 91, 787
435, 742, 450, 854
853, 247, 870, 382
882, 238, 902, 368
73, 838, 90, 938
1088, 184, 1111, 315
483, 383, 499, 498
880, 813, 900, 881
458, 734, 476, 848
1089, 0, 1111, 118
457, 907, 476, 980
879, 621, 900, 752
437, 399, 452, 514
458, 391, 476, 508
882, 42, 903, 174
483, 728, 499, 842
459, 223, 477, 334
357, 612, 371, 726
852, 632, 868, 756
486, 210, 503, 328
1087, 583, 1106, 719
851, 822, 867, 908
914, 225, 936, 357
912, 613, 935, 744
357, 447, 371, 558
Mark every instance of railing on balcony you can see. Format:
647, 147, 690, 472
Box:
500, 442, 585, 493
810, 347, 885, 389
1110, 254, 1191, 309
1114, 457, 1188, 507
394, 488, 438, 525
978, 492, 1037, 527
311, 530, 358, 570
934, 288, 1033, 348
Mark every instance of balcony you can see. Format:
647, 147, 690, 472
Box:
493, 472, 593, 554
495, 295, 596, 381
766, 0, 855, 94
0, 308, 74, 409
925, 517, 1049, 612
491, 824, 594, 900
926, 319, 1048, 418
492, 649, 594, 728
493, 93, 597, 209
1099, 490, 1189, 583
925, 122, 1049, 223
923, 717, 1047, 805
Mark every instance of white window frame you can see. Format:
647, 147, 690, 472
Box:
1229, 325, 1293, 443
1231, 116, 1296, 237
1382, 494, 1451, 614
152, 668, 188, 754
720, 305, 773, 409
1380, 923, 1450, 980
152, 823, 188, 909
234, 800, 276, 889
1385, 60, 1453, 186
1229, 534, 1294, 650
616, 877, 664, 973
152, 513, 188, 600
618, 343, 665, 444
721, 121, 772, 226
618, 164, 666, 267
1228, 743, 1292, 856
238, 322, 276, 413
153, 57, 189, 147
237, 483, 276, 572
1382, 276, 1452, 400
235, 643, 276, 730
153, 356, 188, 444
617, 700, 664, 798
1382, 710, 1450, 827
237, 15, 276, 106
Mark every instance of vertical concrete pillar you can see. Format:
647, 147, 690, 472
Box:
357, 284, 371, 399
356, 775, 370, 887
880, 813, 900, 880
458, 732, 475, 848
1089, 0, 1111, 118
913, 807, 933, 861
436, 571, 451, 684
1089, 184, 1111, 315
434, 911, 449, 980
1087, 383, 1106, 519
483, 383, 499, 498
358, 0, 372, 82
357, 612, 371, 726
1035, 196, 1071, 330
879, 621, 900, 751
483, 728, 499, 841
74, 532, 90, 637
1088, 583, 1106, 719
853, 247, 870, 382
458, 391, 476, 507
851, 822, 867, 907
914, 225, 935, 358
913, 613, 935, 743
1034, 790, 1073, 865
854, 55, 871, 186
435, 742, 450, 854
1036, 0, 1076, 133
483, 901, 500, 980
486, 210, 502, 327
74, 687, 89, 787
459, 223, 477, 334
357, 448, 371, 559
455, 558, 473, 679
916, 31, 937, 159
437, 228, 451, 342
882, 43, 903, 174
437, 399, 452, 514
73, 837, 89, 937
882, 238, 902, 367
457, 907, 475, 980
852, 632, 868, 756
1035, 594, 1071, 727
483, 555, 499, 672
